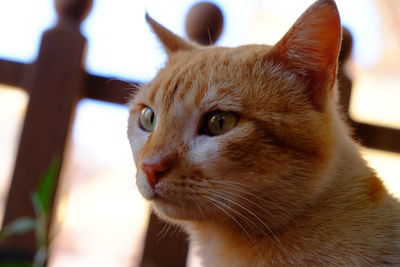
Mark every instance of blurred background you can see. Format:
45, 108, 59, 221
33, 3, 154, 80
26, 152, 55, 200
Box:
0, 0, 399, 266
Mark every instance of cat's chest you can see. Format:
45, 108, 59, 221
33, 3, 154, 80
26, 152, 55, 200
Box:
189, 238, 363, 267
186, 220, 399, 267
187, 226, 272, 267
188, 238, 294, 267
188, 238, 253, 267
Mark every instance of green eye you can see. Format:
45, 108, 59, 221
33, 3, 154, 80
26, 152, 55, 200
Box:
202, 111, 238, 136
139, 106, 156, 132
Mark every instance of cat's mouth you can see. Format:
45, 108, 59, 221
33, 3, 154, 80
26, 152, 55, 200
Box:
149, 187, 206, 221
142, 182, 178, 205
138, 186, 170, 203
152, 190, 171, 203
136, 174, 206, 220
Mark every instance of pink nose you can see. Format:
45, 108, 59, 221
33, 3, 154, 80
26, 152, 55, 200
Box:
142, 162, 171, 188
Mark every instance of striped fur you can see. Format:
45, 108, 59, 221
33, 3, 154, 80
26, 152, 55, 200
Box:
127, 0, 400, 265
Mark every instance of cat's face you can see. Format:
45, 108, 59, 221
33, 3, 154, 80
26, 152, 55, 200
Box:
128, 0, 341, 229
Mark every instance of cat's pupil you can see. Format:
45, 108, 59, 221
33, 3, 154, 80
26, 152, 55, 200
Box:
218, 116, 224, 130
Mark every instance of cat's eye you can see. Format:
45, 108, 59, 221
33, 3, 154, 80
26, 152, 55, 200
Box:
201, 111, 238, 136
139, 106, 156, 132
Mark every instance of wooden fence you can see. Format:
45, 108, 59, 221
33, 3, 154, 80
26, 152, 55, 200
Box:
0, 0, 399, 266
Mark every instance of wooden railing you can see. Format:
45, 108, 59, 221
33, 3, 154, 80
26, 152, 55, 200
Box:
0, 0, 399, 266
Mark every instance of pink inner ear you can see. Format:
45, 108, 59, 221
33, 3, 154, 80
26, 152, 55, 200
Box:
274, 0, 341, 71
270, 0, 342, 110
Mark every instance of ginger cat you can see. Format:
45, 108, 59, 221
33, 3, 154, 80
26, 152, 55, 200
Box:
127, 0, 400, 266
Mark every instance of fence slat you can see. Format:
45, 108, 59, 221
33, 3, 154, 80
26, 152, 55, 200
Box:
84, 74, 138, 104
353, 123, 400, 153
0, 60, 27, 89
0, 0, 89, 259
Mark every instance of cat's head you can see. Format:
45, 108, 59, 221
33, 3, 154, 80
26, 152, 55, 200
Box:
128, 0, 342, 230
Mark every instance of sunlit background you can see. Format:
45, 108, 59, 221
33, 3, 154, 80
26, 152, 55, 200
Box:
0, 0, 399, 266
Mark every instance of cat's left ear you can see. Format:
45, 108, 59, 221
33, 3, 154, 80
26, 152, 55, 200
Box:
270, 0, 342, 110
146, 13, 197, 54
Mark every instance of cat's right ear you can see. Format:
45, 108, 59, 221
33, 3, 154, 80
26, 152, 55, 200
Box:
269, 0, 341, 111
146, 13, 196, 54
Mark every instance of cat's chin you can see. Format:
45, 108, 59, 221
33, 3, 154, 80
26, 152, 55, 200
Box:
151, 197, 204, 222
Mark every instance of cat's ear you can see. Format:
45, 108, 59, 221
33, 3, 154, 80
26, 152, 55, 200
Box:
270, 0, 342, 110
146, 13, 196, 54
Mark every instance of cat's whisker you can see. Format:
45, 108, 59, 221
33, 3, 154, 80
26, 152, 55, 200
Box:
207, 181, 271, 205
205, 180, 267, 197
157, 219, 174, 241
213, 180, 291, 212
199, 187, 269, 227
196, 186, 282, 245
187, 187, 208, 223
206, 180, 291, 217
210, 187, 280, 221
206, 179, 266, 195
171, 223, 182, 237
199, 193, 258, 246
197, 185, 289, 254
203, 186, 287, 251
194, 186, 273, 239
219, 189, 266, 212
198, 190, 266, 259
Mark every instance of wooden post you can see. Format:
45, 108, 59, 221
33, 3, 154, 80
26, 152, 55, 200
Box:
337, 27, 353, 119
0, 0, 92, 260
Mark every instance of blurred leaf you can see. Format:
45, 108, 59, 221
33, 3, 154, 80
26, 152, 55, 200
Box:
31, 192, 45, 221
35, 157, 60, 215
33, 246, 47, 267
30, 157, 60, 251
0, 158, 60, 266
30, 195, 48, 248
0, 217, 36, 240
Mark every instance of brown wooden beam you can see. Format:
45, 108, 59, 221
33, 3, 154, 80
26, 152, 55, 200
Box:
84, 74, 138, 104
353, 122, 400, 153
0, 60, 28, 89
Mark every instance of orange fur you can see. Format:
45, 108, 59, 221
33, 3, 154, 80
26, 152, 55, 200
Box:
128, 0, 400, 266
366, 175, 386, 202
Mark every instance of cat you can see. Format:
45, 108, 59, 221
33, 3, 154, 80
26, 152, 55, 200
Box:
127, 0, 400, 266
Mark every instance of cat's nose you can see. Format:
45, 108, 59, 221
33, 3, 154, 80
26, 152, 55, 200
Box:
142, 162, 171, 188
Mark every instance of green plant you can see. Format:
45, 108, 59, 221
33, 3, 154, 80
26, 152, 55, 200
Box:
0, 157, 60, 267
